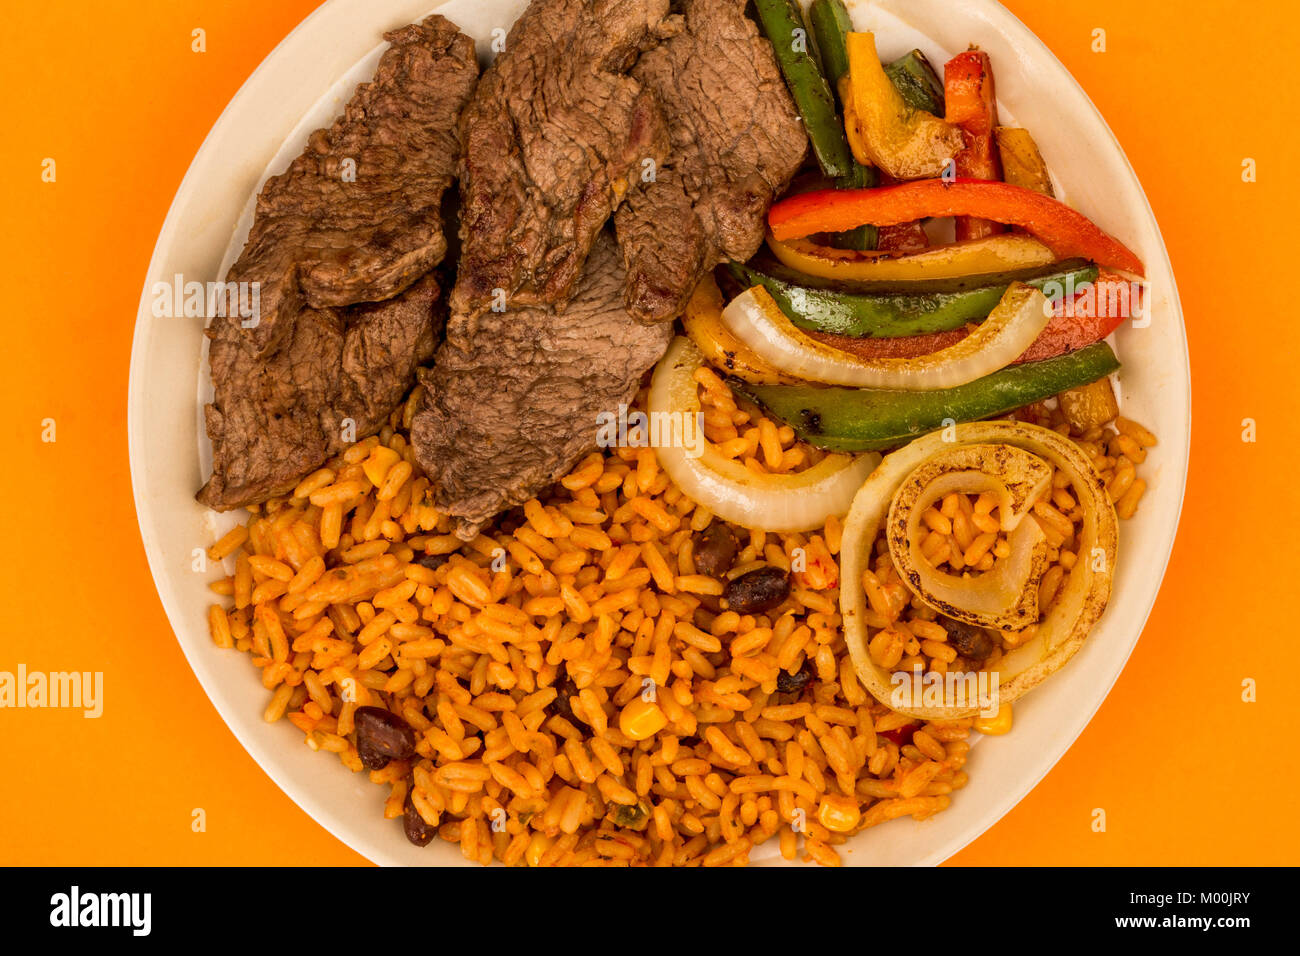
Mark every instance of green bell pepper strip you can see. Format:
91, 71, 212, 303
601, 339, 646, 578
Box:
725, 258, 1099, 338
809, 0, 855, 98
884, 49, 946, 117
733, 342, 1120, 452
808, 0, 878, 251
754, 0, 853, 179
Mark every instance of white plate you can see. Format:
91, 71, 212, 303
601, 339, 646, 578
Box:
128, 0, 1189, 866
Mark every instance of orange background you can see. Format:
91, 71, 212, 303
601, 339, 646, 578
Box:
1, 0, 1296, 865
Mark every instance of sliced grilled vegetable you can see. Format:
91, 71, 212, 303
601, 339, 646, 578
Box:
766, 232, 1057, 283
875, 219, 930, 253
733, 342, 1121, 452
754, 0, 853, 179
944, 50, 1004, 241
769, 179, 1146, 276
807, 325, 972, 361
890, 443, 1052, 629
842, 32, 963, 179
825, 166, 879, 252
806, 0, 878, 251
1018, 269, 1133, 362
873, 50, 946, 253
809, 0, 854, 94
995, 127, 1055, 196
883, 49, 945, 116
806, 268, 1130, 364
648, 337, 878, 532
682, 275, 803, 386
726, 257, 1098, 338
840, 421, 1117, 718
1057, 377, 1119, 431
720, 282, 1050, 390
812, 20, 939, 248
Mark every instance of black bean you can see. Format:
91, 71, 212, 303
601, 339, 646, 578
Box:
776, 663, 813, 694
724, 566, 791, 614
550, 663, 588, 729
940, 616, 995, 661
356, 738, 390, 771
402, 790, 436, 847
693, 522, 740, 578
415, 552, 449, 571
354, 706, 417, 770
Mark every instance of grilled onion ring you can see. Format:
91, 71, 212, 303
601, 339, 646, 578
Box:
840, 421, 1118, 719
649, 337, 879, 532
888, 444, 1051, 631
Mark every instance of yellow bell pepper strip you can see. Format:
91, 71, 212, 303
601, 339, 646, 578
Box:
768, 179, 1146, 277
766, 231, 1057, 283
944, 50, 1005, 241
682, 275, 803, 385
842, 32, 963, 180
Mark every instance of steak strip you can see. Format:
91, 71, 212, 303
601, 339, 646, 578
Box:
198, 278, 442, 510
228, 15, 479, 356
198, 15, 478, 510
450, 0, 672, 321
414, 235, 672, 537
615, 0, 806, 321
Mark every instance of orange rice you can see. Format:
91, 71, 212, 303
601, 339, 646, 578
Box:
206, 377, 1151, 866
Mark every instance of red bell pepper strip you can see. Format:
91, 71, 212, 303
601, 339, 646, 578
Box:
806, 270, 1133, 363
944, 51, 1004, 241
768, 179, 1146, 277
1018, 270, 1134, 362
874, 170, 930, 253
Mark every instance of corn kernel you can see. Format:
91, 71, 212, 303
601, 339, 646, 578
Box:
816, 794, 861, 833
973, 701, 1014, 736
362, 446, 401, 487
618, 698, 668, 741
525, 832, 553, 867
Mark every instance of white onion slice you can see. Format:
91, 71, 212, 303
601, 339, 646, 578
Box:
890, 447, 1052, 628
720, 282, 1051, 391
839, 421, 1117, 719
648, 337, 879, 532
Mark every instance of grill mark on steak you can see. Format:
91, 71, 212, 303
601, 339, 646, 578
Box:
198, 275, 443, 511
227, 15, 479, 357
615, 0, 807, 321
413, 235, 672, 538
449, 0, 674, 321
197, 14, 477, 511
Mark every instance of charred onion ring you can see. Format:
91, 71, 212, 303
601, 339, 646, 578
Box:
889, 443, 1052, 630
840, 421, 1118, 719
720, 282, 1051, 391
648, 337, 879, 532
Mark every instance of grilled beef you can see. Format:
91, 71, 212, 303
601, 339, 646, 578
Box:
615, 0, 806, 321
198, 277, 442, 510
413, 235, 672, 537
198, 15, 477, 510
227, 15, 478, 356
450, 0, 673, 320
